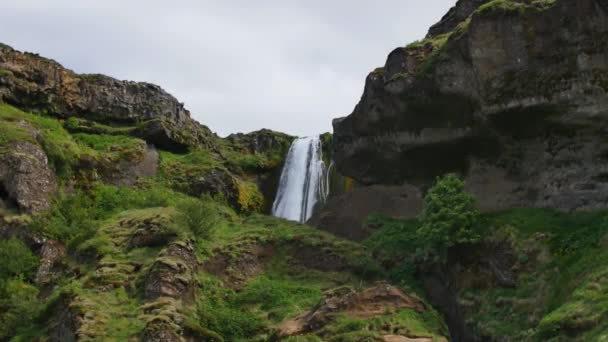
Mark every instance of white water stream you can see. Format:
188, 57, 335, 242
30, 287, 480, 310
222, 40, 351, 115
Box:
271, 136, 329, 223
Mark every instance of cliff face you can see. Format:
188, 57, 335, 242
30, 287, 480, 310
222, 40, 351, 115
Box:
0, 44, 216, 152
333, 0, 608, 213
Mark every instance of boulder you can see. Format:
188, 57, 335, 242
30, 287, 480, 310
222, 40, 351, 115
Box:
0, 140, 57, 213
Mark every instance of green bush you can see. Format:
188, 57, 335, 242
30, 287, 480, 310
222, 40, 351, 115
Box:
175, 196, 220, 240
0, 278, 42, 339
0, 238, 39, 280
417, 174, 480, 253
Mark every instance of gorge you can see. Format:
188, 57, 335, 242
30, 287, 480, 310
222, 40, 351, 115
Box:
1, 0, 608, 341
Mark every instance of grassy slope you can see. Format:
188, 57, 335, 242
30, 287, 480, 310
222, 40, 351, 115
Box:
0, 103, 446, 341
365, 209, 608, 341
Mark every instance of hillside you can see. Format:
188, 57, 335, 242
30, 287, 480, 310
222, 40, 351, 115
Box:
2, 0, 608, 341
0, 44, 447, 341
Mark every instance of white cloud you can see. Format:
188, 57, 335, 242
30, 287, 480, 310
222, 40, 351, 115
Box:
0, 0, 455, 136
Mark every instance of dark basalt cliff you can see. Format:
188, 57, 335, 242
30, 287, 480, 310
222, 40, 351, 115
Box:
333, 0, 608, 213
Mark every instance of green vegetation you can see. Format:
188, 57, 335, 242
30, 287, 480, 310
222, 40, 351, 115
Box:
0, 103, 90, 178
0, 238, 39, 280
174, 196, 220, 240
475, 0, 558, 16
418, 174, 480, 253
0, 238, 41, 339
366, 206, 608, 341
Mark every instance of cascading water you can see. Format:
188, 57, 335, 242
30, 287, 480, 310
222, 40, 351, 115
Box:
272, 135, 329, 223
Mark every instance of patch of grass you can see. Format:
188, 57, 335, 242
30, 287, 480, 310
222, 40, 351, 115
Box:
475, 0, 558, 16
236, 276, 323, 322
0, 103, 90, 178
196, 274, 265, 340
72, 133, 145, 154
320, 309, 447, 341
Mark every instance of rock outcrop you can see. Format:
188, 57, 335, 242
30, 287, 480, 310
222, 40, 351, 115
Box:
0, 44, 217, 151
278, 282, 430, 338
332, 0, 608, 213
0, 140, 57, 213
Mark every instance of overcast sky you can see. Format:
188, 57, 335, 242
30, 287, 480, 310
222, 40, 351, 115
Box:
0, 0, 454, 136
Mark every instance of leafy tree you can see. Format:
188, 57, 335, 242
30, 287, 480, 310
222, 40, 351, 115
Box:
417, 174, 480, 253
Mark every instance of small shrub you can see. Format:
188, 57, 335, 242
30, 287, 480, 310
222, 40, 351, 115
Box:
0, 278, 42, 339
0, 238, 39, 280
175, 196, 220, 240
64, 117, 80, 131
417, 174, 480, 254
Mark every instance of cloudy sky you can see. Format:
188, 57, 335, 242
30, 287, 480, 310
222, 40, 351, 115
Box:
1, 0, 454, 136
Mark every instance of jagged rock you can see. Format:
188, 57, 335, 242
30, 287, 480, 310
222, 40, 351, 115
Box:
226, 128, 294, 155
188, 167, 238, 203
0, 140, 57, 213
140, 323, 182, 342
333, 0, 608, 213
127, 214, 176, 249
0, 44, 218, 151
426, 0, 491, 38
144, 241, 197, 300
35, 240, 66, 285
102, 144, 160, 186
278, 282, 426, 337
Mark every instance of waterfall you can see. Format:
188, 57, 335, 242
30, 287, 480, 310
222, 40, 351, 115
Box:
272, 135, 329, 223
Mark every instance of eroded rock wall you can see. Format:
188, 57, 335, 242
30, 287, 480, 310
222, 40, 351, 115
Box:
333, 0, 608, 213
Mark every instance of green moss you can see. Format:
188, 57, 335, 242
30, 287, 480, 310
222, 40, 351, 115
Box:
236, 276, 323, 322
475, 0, 557, 16
320, 309, 447, 341
0, 68, 13, 77
0, 103, 92, 178
72, 133, 145, 154
235, 178, 265, 213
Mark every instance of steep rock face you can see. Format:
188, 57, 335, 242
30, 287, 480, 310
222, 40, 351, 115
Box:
426, 0, 492, 38
308, 184, 423, 241
0, 44, 217, 151
333, 0, 608, 212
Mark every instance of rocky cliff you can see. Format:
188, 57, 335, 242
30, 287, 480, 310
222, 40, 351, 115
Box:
333, 0, 608, 214
0, 44, 216, 152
